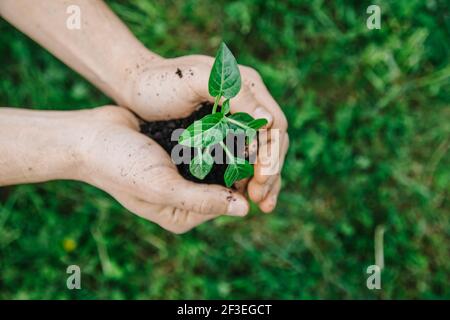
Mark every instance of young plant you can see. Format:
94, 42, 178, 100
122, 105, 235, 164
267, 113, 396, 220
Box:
178, 42, 268, 187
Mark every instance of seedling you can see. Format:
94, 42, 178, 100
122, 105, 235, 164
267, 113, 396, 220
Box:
178, 42, 268, 187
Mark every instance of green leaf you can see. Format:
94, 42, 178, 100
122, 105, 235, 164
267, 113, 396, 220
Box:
227, 113, 268, 129
248, 118, 268, 130
223, 160, 254, 187
227, 112, 254, 132
221, 99, 231, 115
208, 42, 242, 99
228, 112, 254, 124
226, 113, 266, 144
178, 113, 227, 148
190, 149, 214, 179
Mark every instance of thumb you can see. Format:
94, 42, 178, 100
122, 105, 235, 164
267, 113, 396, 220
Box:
162, 177, 249, 217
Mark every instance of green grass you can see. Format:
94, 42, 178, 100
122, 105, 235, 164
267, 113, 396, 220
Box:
0, 0, 449, 299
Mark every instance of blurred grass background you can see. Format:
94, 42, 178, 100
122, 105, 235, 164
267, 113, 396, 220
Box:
0, 0, 449, 299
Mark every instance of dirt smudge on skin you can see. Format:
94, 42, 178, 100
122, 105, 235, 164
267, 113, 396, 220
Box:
175, 68, 183, 78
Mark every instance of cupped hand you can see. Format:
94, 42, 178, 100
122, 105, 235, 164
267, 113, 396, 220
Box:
77, 106, 249, 234
122, 54, 289, 213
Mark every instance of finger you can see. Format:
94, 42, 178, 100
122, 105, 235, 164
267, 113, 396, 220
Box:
256, 132, 289, 184
244, 70, 288, 185
259, 177, 282, 213
248, 137, 258, 158
161, 177, 249, 217
248, 174, 278, 203
248, 133, 287, 205
247, 74, 288, 131
254, 130, 285, 184
113, 191, 220, 234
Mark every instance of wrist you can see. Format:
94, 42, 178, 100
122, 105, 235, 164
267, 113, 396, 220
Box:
0, 108, 90, 185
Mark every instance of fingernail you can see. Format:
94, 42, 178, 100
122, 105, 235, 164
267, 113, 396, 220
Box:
227, 196, 249, 217
253, 107, 272, 125
261, 195, 278, 214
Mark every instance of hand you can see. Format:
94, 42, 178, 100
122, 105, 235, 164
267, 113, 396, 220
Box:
121, 54, 289, 213
77, 106, 249, 234
0, 0, 287, 213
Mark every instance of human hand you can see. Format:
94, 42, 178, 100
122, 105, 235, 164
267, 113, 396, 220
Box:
77, 106, 249, 234
0, 0, 287, 213
121, 54, 289, 213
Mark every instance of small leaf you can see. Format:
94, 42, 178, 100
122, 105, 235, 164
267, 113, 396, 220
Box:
226, 113, 265, 144
223, 160, 254, 187
228, 112, 255, 124
208, 42, 242, 99
221, 99, 231, 115
179, 113, 227, 148
227, 112, 254, 132
190, 149, 214, 179
248, 118, 268, 130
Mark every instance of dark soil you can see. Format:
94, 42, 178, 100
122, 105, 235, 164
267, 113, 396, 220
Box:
140, 102, 228, 186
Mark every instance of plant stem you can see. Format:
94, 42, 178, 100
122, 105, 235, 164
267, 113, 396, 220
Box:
227, 117, 252, 130
219, 141, 234, 163
212, 95, 221, 113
